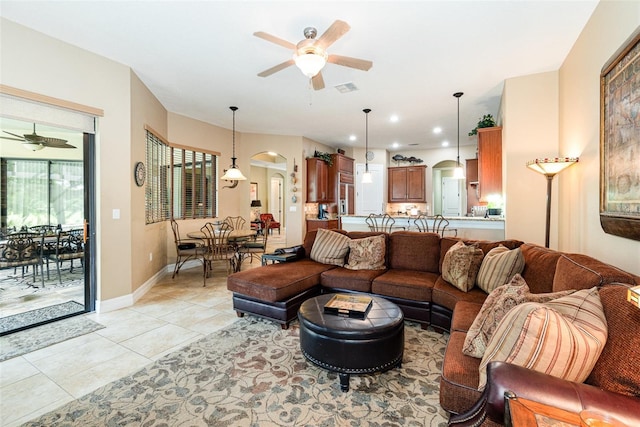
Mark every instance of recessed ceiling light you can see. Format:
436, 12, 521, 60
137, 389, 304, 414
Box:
433, 127, 442, 134
390, 114, 399, 123
392, 142, 399, 148
349, 135, 357, 141
442, 141, 449, 147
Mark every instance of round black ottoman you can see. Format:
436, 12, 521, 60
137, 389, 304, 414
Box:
298, 294, 404, 392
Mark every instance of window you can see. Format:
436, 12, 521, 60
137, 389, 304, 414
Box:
1, 159, 84, 229
145, 129, 217, 224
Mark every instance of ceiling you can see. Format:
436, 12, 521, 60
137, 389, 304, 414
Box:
0, 1, 598, 152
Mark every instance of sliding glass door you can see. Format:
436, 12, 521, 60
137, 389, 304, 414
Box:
0, 117, 93, 335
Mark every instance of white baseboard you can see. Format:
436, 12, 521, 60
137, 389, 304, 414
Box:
95, 266, 171, 313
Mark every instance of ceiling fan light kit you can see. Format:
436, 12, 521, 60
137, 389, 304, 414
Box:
255, 20, 372, 90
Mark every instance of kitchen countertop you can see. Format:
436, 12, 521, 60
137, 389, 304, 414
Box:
340, 215, 504, 221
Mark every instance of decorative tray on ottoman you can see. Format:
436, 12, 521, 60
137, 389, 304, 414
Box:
323, 294, 373, 319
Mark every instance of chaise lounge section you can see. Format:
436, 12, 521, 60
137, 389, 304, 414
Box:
227, 228, 640, 425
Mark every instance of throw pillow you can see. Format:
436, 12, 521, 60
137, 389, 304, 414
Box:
441, 241, 484, 292
309, 228, 351, 266
476, 245, 525, 293
345, 234, 386, 270
462, 274, 574, 358
478, 287, 607, 390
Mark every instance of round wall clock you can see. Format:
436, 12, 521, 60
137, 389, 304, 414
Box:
366, 151, 375, 161
134, 161, 146, 187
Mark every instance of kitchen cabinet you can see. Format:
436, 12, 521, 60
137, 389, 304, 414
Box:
466, 158, 480, 214
306, 219, 339, 232
306, 157, 332, 203
388, 165, 426, 202
477, 127, 502, 202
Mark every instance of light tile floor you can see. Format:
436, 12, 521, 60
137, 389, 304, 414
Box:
0, 231, 286, 427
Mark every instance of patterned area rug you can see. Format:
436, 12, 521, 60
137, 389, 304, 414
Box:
0, 313, 104, 362
23, 317, 449, 426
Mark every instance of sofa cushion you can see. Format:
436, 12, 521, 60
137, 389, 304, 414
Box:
587, 284, 640, 398
227, 259, 333, 302
372, 269, 438, 302
463, 274, 574, 358
309, 228, 351, 266
476, 245, 525, 293
440, 330, 483, 414
432, 276, 488, 312
320, 267, 384, 293
388, 231, 441, 272
345, 234, 386, 270
519, 244, 562, 294
451, 301, 482, 333
553, 253, 639, 292
442, 241, 484, 292
478, 287, 608, 390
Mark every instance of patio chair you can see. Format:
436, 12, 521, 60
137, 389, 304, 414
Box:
0, 232, 44, 288
170, 219, 208, 285
44, 229, 84, 284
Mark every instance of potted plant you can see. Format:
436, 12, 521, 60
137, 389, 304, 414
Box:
310, 150, 333, 166
468, 114, 497, 136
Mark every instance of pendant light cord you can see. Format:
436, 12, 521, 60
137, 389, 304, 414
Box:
363, 108, 371, 173
453, 92, 463, 167
230, 106, 238, 165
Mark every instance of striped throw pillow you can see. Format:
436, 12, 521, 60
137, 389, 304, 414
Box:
478, 287, 607, 390
309, 229, 351, 266
476, 245, 525, 293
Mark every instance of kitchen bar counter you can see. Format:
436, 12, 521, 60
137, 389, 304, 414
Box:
339, 215, 505, 240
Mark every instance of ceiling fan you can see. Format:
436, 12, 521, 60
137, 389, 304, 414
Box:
1, 123, 75, 151
254, 20, 373, 90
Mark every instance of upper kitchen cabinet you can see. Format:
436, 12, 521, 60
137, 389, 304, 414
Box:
388, 165, 427, 202
306, 157, 332, 203
477, 127, 502, 202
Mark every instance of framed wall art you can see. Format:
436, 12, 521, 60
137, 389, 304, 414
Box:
250, 182, 258, 201
600, 27, 640, 241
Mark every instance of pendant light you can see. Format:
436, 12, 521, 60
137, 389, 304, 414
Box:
362, 108, 373, 184
453, 92, 465, 179
221, 106, 247, 181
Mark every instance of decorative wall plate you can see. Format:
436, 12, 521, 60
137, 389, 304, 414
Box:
134, 161, 146, 187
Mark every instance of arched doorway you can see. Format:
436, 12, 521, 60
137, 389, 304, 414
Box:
249, 152, 286, 238
432, 160, 463, 217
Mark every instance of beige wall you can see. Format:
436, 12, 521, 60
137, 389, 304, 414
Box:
557, 1, 640, 274
502, 71, 560, 246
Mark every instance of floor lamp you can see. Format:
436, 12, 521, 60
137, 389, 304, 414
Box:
526, 157, 579, 248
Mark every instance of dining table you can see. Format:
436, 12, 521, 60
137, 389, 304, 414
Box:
187, 228, 257, 273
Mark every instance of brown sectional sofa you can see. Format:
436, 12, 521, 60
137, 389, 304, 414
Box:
226, 229, 640, 425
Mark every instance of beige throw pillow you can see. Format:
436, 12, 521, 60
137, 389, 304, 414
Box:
462, 274, 574, 358
345, 235, 386, 270
478, 287, 608, 390
309, 229, 351, 266
476, 245, 525, 293
441, 241, 484, 292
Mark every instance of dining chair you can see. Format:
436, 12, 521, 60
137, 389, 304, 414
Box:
365, 213, 396, 233
201, 222, 233, 274
224, 216, 246, 231
238, 218, 270, 264
432, 215, 451, 237
0, 232, 44, 288
44, 229, 84, 284
414, 214, 431, 232
170, 219, 208, 285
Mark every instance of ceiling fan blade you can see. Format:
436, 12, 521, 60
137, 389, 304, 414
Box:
44, 141, 76, 149
0, 135, 25, 142
42, 136, 72, 146
316, 20, 350, 50
3, 130, 25, 139
254, 31, 296, 50
257, 59, 295, 77
328, 54, 373, 71
312, 72, 325, 91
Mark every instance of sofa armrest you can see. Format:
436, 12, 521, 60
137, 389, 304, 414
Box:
449, 361, 640, 427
